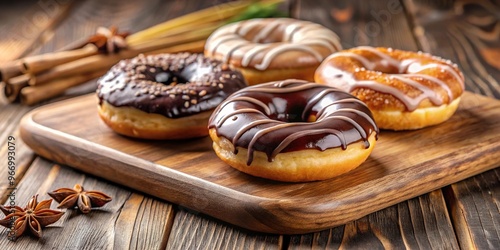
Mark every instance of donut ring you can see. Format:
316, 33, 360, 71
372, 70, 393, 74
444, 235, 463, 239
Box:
315, 46, 465, 130
205, 18, 341, 85
208, 80, 379, 182
97, 53, 247, 139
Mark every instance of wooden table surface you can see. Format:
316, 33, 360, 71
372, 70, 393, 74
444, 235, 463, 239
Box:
0, 0, 499, 249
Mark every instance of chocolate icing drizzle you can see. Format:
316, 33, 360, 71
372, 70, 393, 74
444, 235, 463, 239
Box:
97, 53, 247, 118
208, 80, 379, 165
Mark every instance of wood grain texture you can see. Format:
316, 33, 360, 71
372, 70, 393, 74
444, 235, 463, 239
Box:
293, 0, 418, 50
1, 0, 212, 204
289, 190, 459, 249
445, 168, 500, 249
404, 1, 500, 248
0, 156, 173, 249
2, 0, 499, 248
404, 0, 500, 99
0, 0, 76, 62
26, 0, 224, 104
292, 0, 463, 246
114, 193, 174, 249
166, 210, 282, 250
17, 91, 500, 234
0, 0, 232, 247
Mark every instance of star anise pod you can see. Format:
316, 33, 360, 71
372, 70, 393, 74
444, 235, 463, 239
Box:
0, 195, 64, 239
48, 184, 112, 214
88, 26, 129, 54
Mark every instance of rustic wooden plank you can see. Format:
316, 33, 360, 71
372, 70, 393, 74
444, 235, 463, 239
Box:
289, 190, 459, 249
1, 0, 222, 247
1, 0, 197, 203
293, 0, 418, 50
166, 209, 282, 250
0, 104, 36, 208
17, 87, 500, 235
32, 0, 228, 55
444, 169, 500, 249
26, 0, 238, 104
291, 0, 465, 247
404, 1, 500, 249
0, 119, 36, 204
114, 193, 174, 249
0, 0, 76, 203
0, 0, 76, 62
403, 0, 500, 99
0, 156, 173, 249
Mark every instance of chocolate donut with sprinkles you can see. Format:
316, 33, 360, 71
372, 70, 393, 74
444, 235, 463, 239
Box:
208, 79, 379, 182
97, 53, 247, 140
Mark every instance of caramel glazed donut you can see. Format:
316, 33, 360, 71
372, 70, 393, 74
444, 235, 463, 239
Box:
208, 80, 379, 182
97, 53, 246, 140
204, 18, 342, 85
315, 46, 465, 130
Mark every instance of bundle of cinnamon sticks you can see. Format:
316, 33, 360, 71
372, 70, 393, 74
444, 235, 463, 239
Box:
0, 0, 284, 105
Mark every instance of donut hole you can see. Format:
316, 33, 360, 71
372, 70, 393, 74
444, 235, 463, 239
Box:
268, 99, 307, 123
241, 25, 286, 44
360, 58, 416, 75
154, 72, 189, 85
271, 107, 317, 123
252, 35, 283, 44
362, 61, 401, 74
274, 113, 302, 122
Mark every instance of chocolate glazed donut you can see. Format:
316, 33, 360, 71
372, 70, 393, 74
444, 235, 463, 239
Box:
208, 80, 379, 182
97, 53, 247, 139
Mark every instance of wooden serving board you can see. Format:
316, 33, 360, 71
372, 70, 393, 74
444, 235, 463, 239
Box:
20, 92, 500, 234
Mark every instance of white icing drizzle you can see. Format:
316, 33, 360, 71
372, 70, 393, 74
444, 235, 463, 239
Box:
391, 75, 443, 106
329, 52, 377, 69
324, 46, 464, 110
348, 80, 424, 110
407, 62, 465, 89
252, 19, 283, 42
296, 26, 342, 51
205, 18, 342, 70
254, 44, 324, 70
402, 74, 454, 99
206, 34, 240, 56
356, 46, 406, 72
284, 24, 302, 41
222, 41, 253, 64
237, 20, 257, 36
241, 44, 272, 67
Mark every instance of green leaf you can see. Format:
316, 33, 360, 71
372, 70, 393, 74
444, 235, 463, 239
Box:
227, 2, 288, 24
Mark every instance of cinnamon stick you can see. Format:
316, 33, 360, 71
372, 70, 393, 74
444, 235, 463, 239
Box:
0, 60, 24, 83
18, 40, 205, 105
31, 34, 207, 86
3, 74, 30, 103
20, 70, 107, 106
25, 44, 99, 79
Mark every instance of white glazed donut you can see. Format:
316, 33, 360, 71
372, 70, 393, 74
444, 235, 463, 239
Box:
205, 18, 341, 85
315, 46, 465, 130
